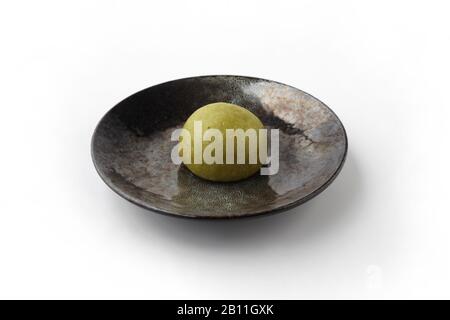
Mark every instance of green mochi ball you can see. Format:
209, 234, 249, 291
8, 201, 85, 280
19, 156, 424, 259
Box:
182, 102, 264, 182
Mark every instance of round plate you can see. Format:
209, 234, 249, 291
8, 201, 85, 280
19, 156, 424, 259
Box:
91, 75, 347, 218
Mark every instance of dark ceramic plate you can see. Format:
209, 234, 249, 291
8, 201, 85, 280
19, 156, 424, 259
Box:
92, 75, 347, 218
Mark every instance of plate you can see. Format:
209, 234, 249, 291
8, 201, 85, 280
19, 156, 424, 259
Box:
91, 75, 347, 218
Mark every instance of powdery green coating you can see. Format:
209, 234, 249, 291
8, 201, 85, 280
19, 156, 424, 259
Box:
182, 102, 264, 182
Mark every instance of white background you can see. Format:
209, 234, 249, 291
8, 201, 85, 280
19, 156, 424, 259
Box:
1, 0, 449, 299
